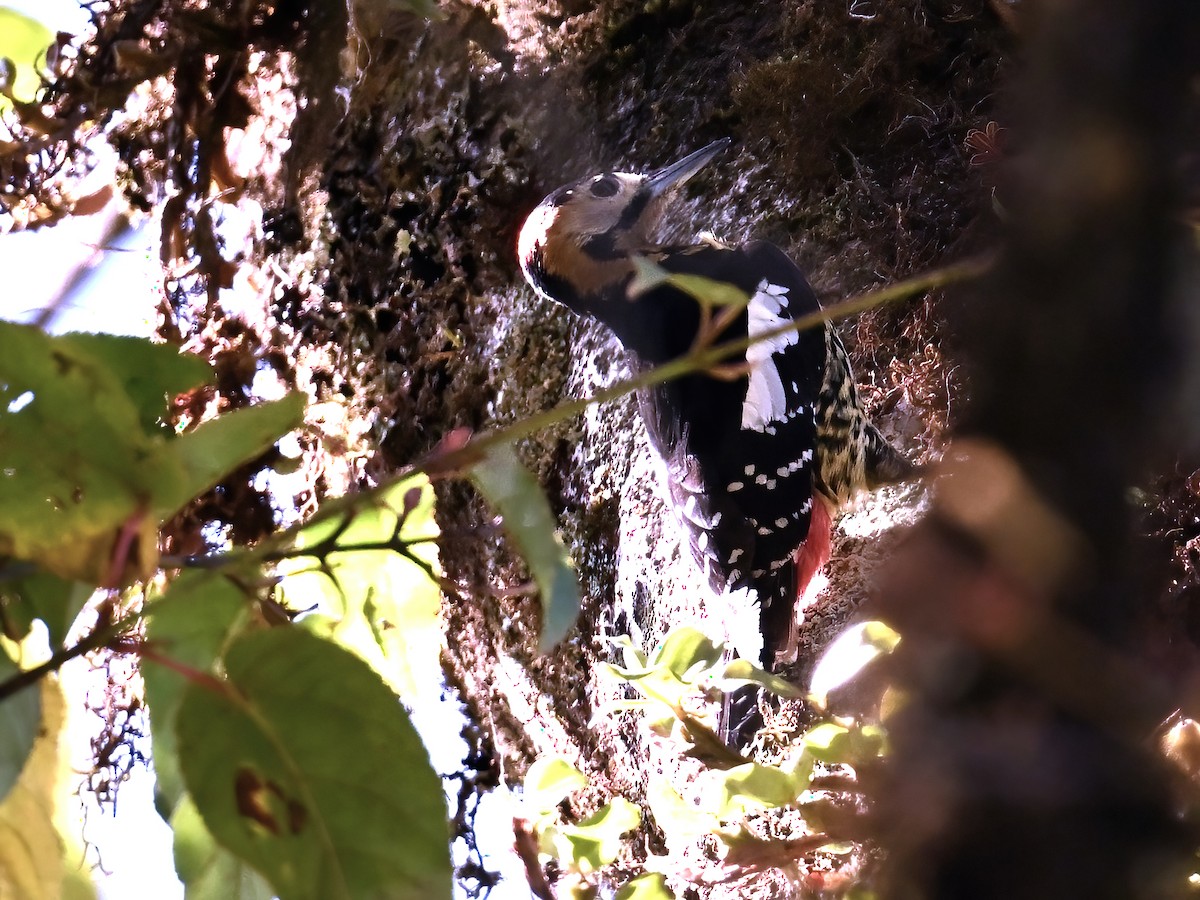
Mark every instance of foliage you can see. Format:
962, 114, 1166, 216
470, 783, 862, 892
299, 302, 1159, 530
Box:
0, 6, 52, 109
0, 296, 617, 896
600, 623, 901, 888
598, 626, 799, 767
522, 756, 651, 898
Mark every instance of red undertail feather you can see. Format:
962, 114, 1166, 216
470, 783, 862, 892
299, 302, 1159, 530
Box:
794, 494, 834, 603
769, 494, 835, 669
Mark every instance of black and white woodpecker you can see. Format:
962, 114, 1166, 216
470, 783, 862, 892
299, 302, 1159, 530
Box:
517, 139, 911, 736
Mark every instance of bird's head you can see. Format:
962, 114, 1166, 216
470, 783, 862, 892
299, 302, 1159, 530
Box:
518, 138, 729, 305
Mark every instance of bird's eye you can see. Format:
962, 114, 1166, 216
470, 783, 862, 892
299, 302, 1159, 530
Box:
590, 175, 619, 198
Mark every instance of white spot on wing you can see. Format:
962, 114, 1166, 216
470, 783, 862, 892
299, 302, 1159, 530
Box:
741, 280, 800, 431
728, 481, 744, 492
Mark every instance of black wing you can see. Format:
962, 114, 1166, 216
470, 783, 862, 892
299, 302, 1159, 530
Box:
630, 241, 827, 664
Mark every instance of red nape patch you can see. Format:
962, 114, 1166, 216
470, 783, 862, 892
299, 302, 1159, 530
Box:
794, 495, 834, 601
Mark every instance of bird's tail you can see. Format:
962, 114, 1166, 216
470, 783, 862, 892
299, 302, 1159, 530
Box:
720, 685, 763, 749
719, 498, 836, 747
863, 422, 921, 489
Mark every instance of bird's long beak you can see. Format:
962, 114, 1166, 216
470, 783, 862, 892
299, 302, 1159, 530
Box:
645, 138, 731, 198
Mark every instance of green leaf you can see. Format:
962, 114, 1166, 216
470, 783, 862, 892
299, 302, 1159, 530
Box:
719, 658, 803, 698
279, 476, 441, 702
0, 677, 96, 899
0, 7, 52, 106
801, 721, 886, 766
172, 794, 275, 900
0, 322, 181, 582
714, 762, 804, 816
143, 569, 256, 816
0, 572, 91, 647
523, 757, 587, 816
553, 797, 640, 874
162, 393, 306, 514
57, 333, 212, 434
629, 257, 747, 307
0, 644, 40, 802
808, 620, 900, 709
616, 872, 674, 900
469, 445, 579, 651
0, 324, 300, 585
802, 722, 852, 764
645, 777, 714, 850
176, 628, 451, 900
651, 627, 723, 680
608, 634, 648, 671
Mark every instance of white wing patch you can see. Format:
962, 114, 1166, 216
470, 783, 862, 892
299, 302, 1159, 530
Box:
741, 280, 800, 431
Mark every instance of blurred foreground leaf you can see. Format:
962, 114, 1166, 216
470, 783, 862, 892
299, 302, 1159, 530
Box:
0, 644, 40, 801
143, 568, 257, 815
172, 795, 274, 900
0, 573, 92, 648
0, 677, 95, 899
0, 6, 52, 107
0, 323, 301, 584
177, 628, 450, 900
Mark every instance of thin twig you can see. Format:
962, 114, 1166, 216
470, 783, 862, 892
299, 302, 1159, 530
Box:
414, 254, 991, 476
0, 608, 135, 702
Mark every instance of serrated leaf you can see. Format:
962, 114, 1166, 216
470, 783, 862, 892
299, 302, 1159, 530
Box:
172, 794, 274, 900
469, 445, 579, 651
177, 628, 450, 900
714, 762, 804, 816
0, 7, 52, 107
554, 797, 640, 874
162, 393, 306, 514
523, 757, 588, 816
279, 476, 441, 701
719, 658, 803, 698
616, 872, 674, 900
143, 569, 256, 815
801, 721, 886, 766
0, 643, 40, 801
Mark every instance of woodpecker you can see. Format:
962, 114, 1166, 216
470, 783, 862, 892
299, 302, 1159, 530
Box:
518, 139, 911, 739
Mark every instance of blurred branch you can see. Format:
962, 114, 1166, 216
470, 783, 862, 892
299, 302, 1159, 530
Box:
874, 0, 1200, 895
